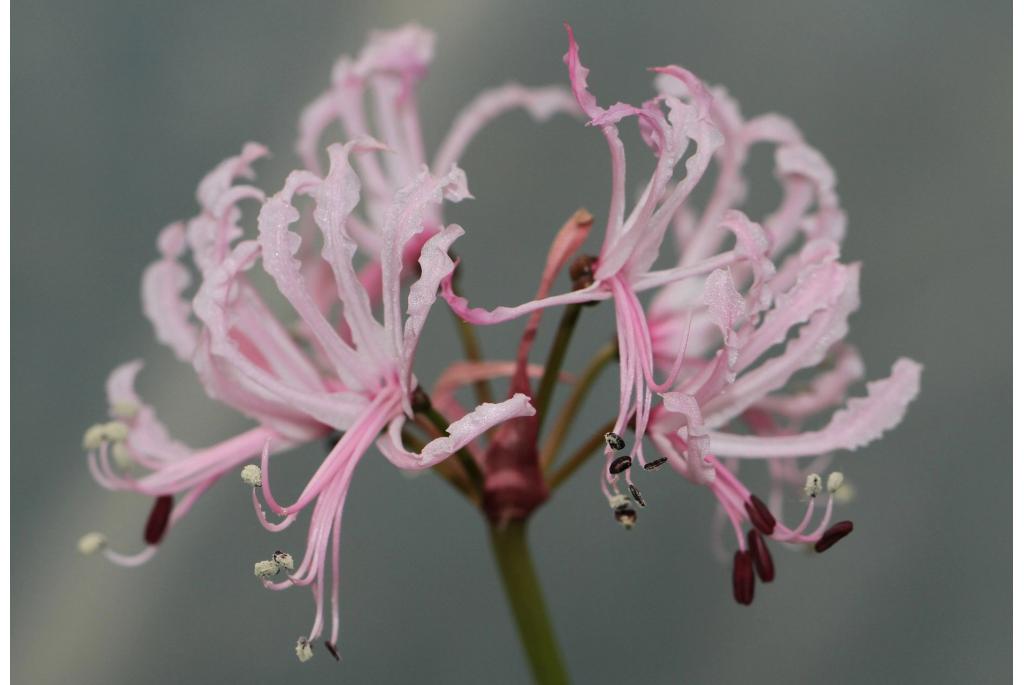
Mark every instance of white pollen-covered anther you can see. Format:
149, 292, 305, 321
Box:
296, 637, 314, 662
102, 421, 130, 443
273, 551, 295, 571
111, 442, 134, 469
804, 473, 823, 498
110, 401, 140, 420
240, 464, 263, 488
254, 559, 280, 579
78, 532, 108, 555
827, 471, 845, 494
82, 424, 107, 450
606, 494, 629, 510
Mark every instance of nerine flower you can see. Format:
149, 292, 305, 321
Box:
79, 24, 574, 647
442, 25, 921, 602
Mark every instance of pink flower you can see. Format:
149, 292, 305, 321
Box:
442, 25, 921, 603
80, 24, 576, 654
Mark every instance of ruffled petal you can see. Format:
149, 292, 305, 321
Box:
378, 394, 536, 470
709, 359, 921, 458
141, 223, 198, 361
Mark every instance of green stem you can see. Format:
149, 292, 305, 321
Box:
534, 303, 583, 432
539, 340, 617, 471
547, 418, 617, 491
420, 406, 485, 492
489, 521, 569, 685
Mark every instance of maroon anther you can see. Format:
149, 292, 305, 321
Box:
744, 495, 777, 535
324, 641, 341, 662
814, 520, 854, 553
746, 529, 775, 582
144, 495, 174, 545
569, 254, 597, 291
609, 455, 632, 475
732, 550, 755, 606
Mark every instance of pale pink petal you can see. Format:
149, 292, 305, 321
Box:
708, 359, 922, 458
754, 345, 865, 419
141, 223, 197, 361
660, 391, 715, 483
195, 142, 269, 212
378, 394, 536, 470
441, 277, 608, 325
401, 225, 464, 400
703, 268, 745, 377
257, 172, 376, 390
433, 83, 580, 175
380, 166, 469, 361
314, 141, 390, 371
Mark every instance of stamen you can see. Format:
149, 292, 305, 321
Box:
604, 432, 626, 451
746, 529, 775, 582
82, 424, 106, 450
273, 550, 295, 571
744, 495, 776, 535
643, 457, 668, 471
111, 442, 133, 470
607, 493, 630, 510
295, 637, 314, 663
804, 473, 823, 498
628, 483, 646, 507
254, 559, 281, 579
110, 401, 139, 420
609, 455, 632, 475
814, 520, 854, 553
614, 507, 637, 530
324, 641, 341, 662
732, 550, 755, 605
77, 532, 107, 555
143, 495, 174, 545
826, 471, 845, 494
103, 421, 130, 443
240, 464, 263, 488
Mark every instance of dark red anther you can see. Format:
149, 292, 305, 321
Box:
324, 641, 341, 662
814, 520, 854, 553
609, 455, 632, 475
569, 254, 598, 293
744, 495, 777, 535
747, 529, 775, 582
732, 550, 755, 606
143, 495, 174, 545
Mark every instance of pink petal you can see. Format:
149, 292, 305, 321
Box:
433, 83, 580, 176
378, 394, 536, 470
141, 223, 198, 361
708, 359, 922, 458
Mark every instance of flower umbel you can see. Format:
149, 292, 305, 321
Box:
80, 21, 921, 678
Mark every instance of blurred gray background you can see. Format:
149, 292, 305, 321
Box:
12, 1, 1009, 683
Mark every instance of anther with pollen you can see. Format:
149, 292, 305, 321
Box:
628, 483, 646, 507
643, 457, 668, 471
604, 432, 626, 451
143, 495, 174, 545
814, 520, 854, 553
609, 455, 632, 475
324, 641, 341, 662
746, 529, 775, 582
732, 550, 755, 606
614, 507, 637, 530
295, 637, 314, 663
744, 495, 776, 535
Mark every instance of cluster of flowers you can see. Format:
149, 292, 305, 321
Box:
80, 24, 920, 661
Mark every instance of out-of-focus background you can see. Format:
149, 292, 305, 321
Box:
12, 1, 1009, 683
